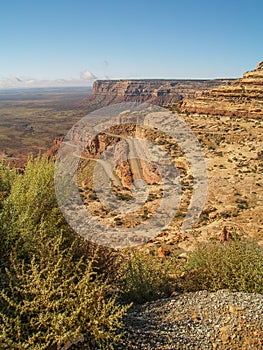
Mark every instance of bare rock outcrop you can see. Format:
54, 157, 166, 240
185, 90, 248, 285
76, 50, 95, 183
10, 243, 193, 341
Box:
82, 126, 161, 189
181, 61, 263, 117
114, 141, 133, 189
80, 79, 231, 110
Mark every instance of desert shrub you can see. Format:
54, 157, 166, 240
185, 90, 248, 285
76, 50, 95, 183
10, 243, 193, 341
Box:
0, 163, 16, 190
0, 156, 121, 280
0, 163, 18, 286
0, 231, 129, 350
0, 163, 17, 210
3, 156, 66, 239
182, 239, 263, 293
118, 251, 175, 304
0, 156, 79, 264
0, 156, 131, 349
236, 198, 249, 210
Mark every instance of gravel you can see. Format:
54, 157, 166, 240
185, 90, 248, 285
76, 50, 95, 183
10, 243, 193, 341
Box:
114, 290, 263, 349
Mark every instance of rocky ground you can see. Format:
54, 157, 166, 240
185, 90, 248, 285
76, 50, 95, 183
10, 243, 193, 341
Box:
76, 108, 262, 252
115, 290, 263, 349
76, 61, 263, 254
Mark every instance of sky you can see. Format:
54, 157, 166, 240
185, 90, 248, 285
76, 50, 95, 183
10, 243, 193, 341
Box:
0, 0, 263, 87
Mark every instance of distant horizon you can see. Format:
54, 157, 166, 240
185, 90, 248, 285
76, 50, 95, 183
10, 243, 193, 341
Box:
0, 86, 92, 92
0, 74, 239, 90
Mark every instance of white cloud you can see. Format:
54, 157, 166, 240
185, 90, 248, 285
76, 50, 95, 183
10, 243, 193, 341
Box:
0, 70, 98, 89
80, 70, 97, 80
0, 74, 96, 89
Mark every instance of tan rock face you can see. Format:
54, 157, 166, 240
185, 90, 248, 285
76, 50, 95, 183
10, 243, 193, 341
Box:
80, 79, 231, 110
114, 141, 133, 189
86, 134, 118, 158
82, 126, 162, 189
181, 61, 263, 117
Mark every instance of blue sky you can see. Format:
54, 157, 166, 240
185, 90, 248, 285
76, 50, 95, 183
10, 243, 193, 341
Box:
0, 0, 263, 83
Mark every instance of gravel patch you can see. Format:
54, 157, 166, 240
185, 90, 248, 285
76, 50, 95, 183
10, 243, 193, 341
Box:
115, 290, 263, 349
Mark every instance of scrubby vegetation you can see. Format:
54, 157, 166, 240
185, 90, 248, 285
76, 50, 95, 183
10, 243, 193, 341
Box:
182, 239, 263, 294
0, 158, 128, 349
117, 251, 176, 304
0, 234, 128, 350
0, 157, 262, 349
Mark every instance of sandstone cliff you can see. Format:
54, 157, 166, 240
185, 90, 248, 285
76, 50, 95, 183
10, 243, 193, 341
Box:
181, 61, 263, 117
80, 79, 231, 110
79, 125, 162, 190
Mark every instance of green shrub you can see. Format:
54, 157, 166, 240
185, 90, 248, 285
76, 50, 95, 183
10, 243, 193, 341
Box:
182, 239, 263, 293
0, 231, 129, 350
0, 163, 18, 286
0, 156, 131, 349
118, 251, 175, 304
4, 157, 64, 235
0, 156, 75, 259
0, 157, 120, 286
0, 163, 17, 210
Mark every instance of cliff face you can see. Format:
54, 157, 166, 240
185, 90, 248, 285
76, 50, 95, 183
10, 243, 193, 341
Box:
79, 125, 162, 190
80, 79, 232, 109
181, 61, 263, 117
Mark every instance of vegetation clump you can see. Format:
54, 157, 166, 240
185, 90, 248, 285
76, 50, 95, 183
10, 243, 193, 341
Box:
118, 251, 176, 304
0, 158, 129, 349
182, 239, 263, 294
0, 157, 262, 348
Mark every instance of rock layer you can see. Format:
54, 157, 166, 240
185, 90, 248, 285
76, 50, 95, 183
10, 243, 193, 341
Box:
80, 79, 231, 110
181, 61, 263, 117
82, 126, 161, 189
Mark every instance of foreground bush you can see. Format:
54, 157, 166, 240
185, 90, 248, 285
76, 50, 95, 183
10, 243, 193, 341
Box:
0, 157, 76, 292
183, 239, 263, 293
0, 163, 16, 209
0, 163, 17, 279
0, 157, 119, 280
0, 232, 129, 350
119, 251, 176, 304
2, 157, 68, 246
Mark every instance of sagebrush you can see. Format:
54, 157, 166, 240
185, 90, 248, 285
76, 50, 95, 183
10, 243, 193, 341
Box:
182, 239, 263, 293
